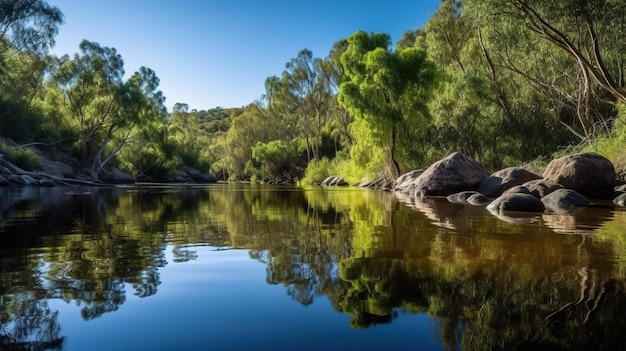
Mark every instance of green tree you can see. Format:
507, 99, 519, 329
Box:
466, 0, 626, 137
338, 31, 438, 178
0, 0, 63, 58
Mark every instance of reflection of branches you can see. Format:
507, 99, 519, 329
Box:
0, 299, 65, 351
544, 266, 607, 324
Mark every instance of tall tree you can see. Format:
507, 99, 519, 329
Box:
281, 49, 334, 162
0, 0, 64, 58
466, 0, 626, 137
338, 31, 437, 178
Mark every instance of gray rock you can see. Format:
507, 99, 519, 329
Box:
514, 179, 563, 199
487, 193, 545, 213
477, 167, 541, 198
615, 193, 626, 207
413, 152, 489, 199
543, 152, 615, 199
446, 191, 479, 203
541, 189, 589, 213
393, 170, 424, 194
467, 193, 490, 206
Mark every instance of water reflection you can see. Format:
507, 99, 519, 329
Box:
0, 185, 625, 350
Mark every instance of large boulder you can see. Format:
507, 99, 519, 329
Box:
393, 170, 424, 194
543, 153, 615, 199
413, 152, 489, 199
477, 167, 541, 198
541, 189, 589, 213
487, 193, 546, 213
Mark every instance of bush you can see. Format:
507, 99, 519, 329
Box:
300, 157, 333, 185
0, 140, 44, 171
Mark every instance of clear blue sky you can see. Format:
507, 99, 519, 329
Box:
47, 0, 440, 112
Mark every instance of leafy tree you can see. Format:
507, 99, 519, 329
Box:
338, 31, 438, 179
44, 40, 168, 179
280, 49, 335, 162
0, 0, 63, 58
466, 0, 626, 137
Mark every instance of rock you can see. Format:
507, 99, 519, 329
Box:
41, 161, 75, 178
393, 170, 424, 194
541, 189, 589, 213
543, 153, 615, 199
615, 193, 626, 207
180, 166, 217, 183
467, 193, 490, 206
9, 174, 38, 186
100, 167, 135, 184
446, 191, 479, 203
506, 179, 563, 199
503, 185, 531, 196
615, 184, 626, 192
477, 167, 541, 198
487, 193, 545, 213
37, 178, 56, 187
0, 175, 9, 186
413, 152, 489, 199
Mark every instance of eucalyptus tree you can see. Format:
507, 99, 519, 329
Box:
0, 0, 63, 58
282, 49, 335, 162
338, 31, 437, 178
465, 0, 626, 138
46, 40, 166, 179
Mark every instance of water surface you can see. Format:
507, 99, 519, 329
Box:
1, 184, 625, 350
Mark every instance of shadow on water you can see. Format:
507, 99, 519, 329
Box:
0, 184, 626, 350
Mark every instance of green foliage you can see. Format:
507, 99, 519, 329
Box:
0, 140, 43, 170
338, 30, 438, 178
580, 103, 626, 171
301, 157, 334, 185
246, 139, 303, 181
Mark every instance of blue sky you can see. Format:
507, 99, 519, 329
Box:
47, 0, 440, 111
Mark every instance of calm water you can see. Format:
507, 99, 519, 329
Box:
1, 184, 626, 351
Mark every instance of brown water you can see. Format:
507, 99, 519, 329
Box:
0, 184, 625, 350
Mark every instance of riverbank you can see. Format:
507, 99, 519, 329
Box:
0, 138, 217, 187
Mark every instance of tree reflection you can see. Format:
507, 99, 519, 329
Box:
0, 298, 64, 351
1, 185, 626, 349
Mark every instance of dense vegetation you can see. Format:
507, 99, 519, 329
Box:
1, 0, 625, 184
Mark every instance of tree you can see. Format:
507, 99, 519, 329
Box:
45, 40, 167, 179
281, 49, 335, 162
0, 0, 64, 58
466, 0, 626, 137
338, 31, 437, 178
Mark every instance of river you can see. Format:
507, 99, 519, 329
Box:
0, 184, 625, 350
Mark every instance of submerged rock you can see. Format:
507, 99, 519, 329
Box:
541, 189, 589, 213
467, 193, 490, 206
446, 191, 480, 204
487, 193, 545, 213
